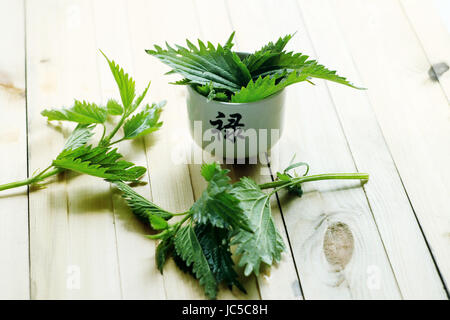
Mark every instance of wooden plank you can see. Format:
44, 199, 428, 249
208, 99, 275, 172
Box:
432, 0, 450, 33
126, 0, 219, 299
26, 0, 121, 299
400, 0, 450, 101
297, 0, 446, 299
192, 0, 302, 300
91, 0, 166, 299
0, 0, 29, 299
330, 0, 450, 292
190, 0, 259, 300
227, 0, 402, 299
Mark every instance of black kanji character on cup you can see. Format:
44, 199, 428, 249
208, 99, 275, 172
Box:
209, 111, 226, 140
224, 113, 245, 142
209, 112, 245, 142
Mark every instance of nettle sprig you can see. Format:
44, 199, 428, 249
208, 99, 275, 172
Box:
146, 32, 363, 103
0, 51, 165, 192
114, 162, 368, 299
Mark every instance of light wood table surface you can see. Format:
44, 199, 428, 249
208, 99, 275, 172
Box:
0, 0, 449, 299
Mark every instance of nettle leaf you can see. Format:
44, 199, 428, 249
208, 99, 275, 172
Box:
190, 163, 251, 232
101, 50, 136, 111
146, 38, 251, 92
41, 100, 107, 124
174, 225, 218, 299
171, 78, 192, 85
106, 99, 123, 116
223, 31, 235, 50
156, 236, 174, 274
232, 64, 355, 103
123, 101, 165, 140
129, 81, 151, 116
231, 73, 292, 103
299, 62, 362, 88
249, 51, 313, 79
231, 177, 285, 276
113, 181, 173, 222
194, 83, 229, 102
195, 223, 245, 292
149, 215, 169, 230
63, 124, 95, 151
149, 33, 362, 103
243, 34, 294, 74
53, 146, 146, 182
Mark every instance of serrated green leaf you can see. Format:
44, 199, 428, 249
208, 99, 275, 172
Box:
156, 237, 174, 274
230, 68, 317, 103
41, 100, 107, 124
195, 223, 245, 292
128, 81, 151, 116
230, 177, 285, 276
249, 51, 312, 79
224, 31, 236, 50
194, 83, 229, 102
248, 50, 363, 88
230, 73, 290, 103
190, 163, 251, 232
174, 225, 218, 299
101, 50, 136, 111
173, 250, 195, 275
113, 181, 173, 222
106, 99, 123, 116
146, 40, 251, 92
171, 78, 192, 85
53, 146, 146, 182
149, 33, 361, 103
234, 59, 361, 103
200, 162, 230, 185
149, 214, 169, 230
63, 124, 95, 151
123, 101, 165, 140
243, 34, 294, 74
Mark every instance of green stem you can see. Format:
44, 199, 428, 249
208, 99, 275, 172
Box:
171, 211, 191, 216
0, 116, 130, 193
105, 114, 126, 143
177, 212, 193, 226
99, 124, 107, 142
0, 168, 62, 192
108, 137, 125, 146
259, 173, 369, 191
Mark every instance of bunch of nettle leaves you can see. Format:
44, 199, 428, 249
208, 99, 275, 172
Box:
146, 32, 361, 102
0, 36, 368, 299
0, 51, 164, 190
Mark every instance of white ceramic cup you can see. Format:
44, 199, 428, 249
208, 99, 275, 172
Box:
186, 85, 286, 159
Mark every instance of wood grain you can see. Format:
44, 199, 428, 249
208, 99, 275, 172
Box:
227, 0, 402, 299
330, 0, 450, 292
297, 0, 446, 299
26, 0, 121, 299
193, 0, 302, 299
0, 0, 447, 300
92, 0, 166, 299
400, 0, 450, 101
0, 0, 29, 299
127, 0, 218, 299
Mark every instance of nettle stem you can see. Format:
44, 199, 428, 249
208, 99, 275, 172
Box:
0, 168, 63, 192
258, 173, 369, 191
0, 117, 128, 193
104, 114, 126, 144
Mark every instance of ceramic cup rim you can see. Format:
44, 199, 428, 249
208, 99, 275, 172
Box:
186, 85, 285, 107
